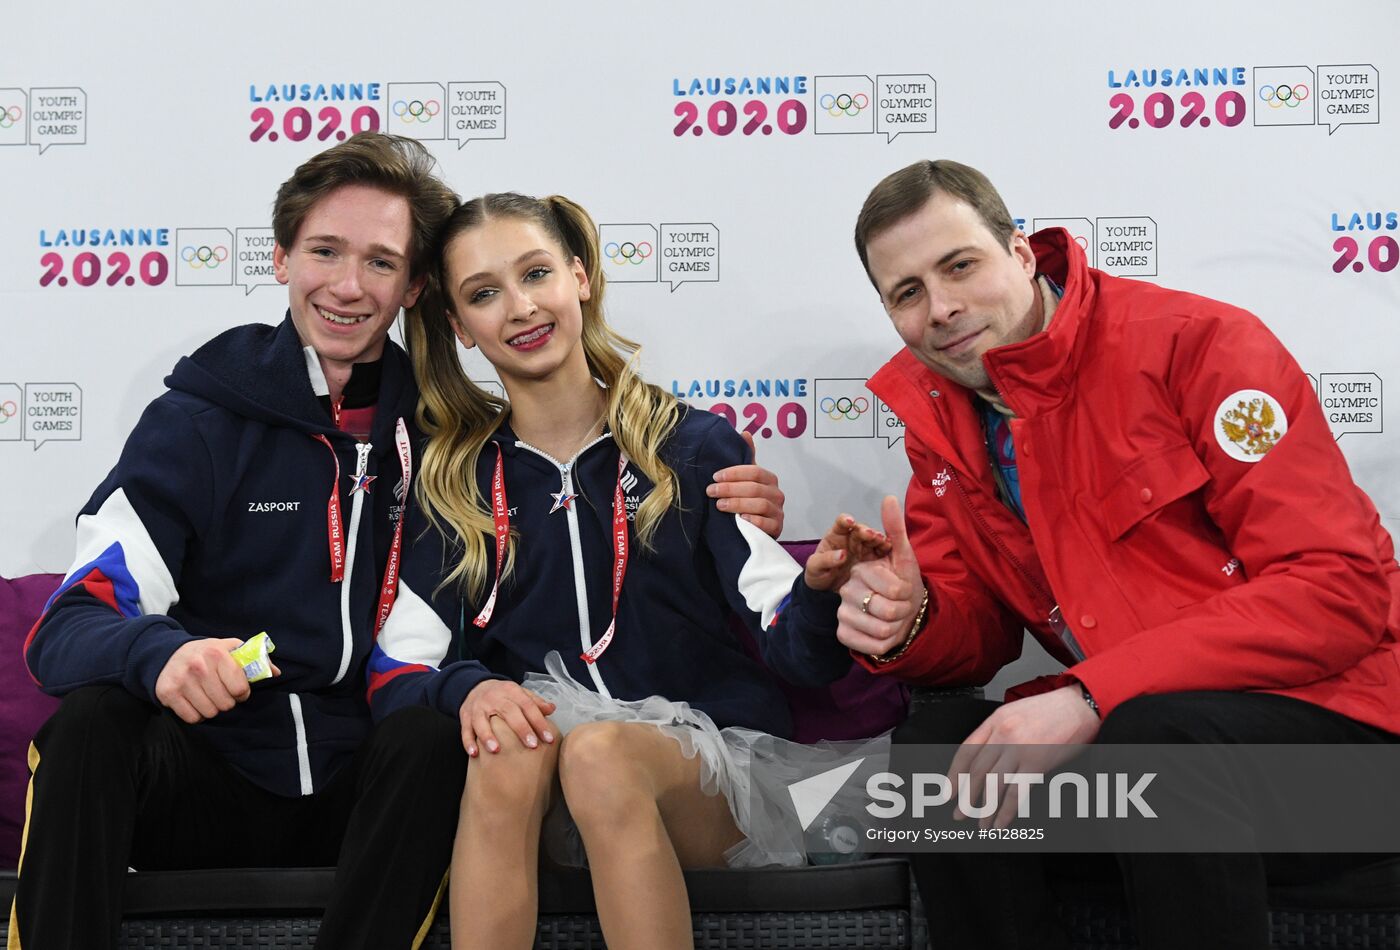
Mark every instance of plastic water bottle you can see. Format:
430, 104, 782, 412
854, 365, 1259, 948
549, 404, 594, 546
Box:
806, 812, 866, 865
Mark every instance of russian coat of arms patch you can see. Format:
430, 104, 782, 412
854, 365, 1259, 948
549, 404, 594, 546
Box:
1214, 389, 1288, 462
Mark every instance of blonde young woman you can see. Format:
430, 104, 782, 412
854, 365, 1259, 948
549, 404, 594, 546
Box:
371, 192, 881, 949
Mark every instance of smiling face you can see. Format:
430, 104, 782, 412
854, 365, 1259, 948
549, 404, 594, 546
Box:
865, 191, 1039, 392
273, 183, 424, 380
441, 216, 592, 391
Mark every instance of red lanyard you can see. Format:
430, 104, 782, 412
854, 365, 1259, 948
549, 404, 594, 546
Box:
473, 443, 511, 629
373, 418, 413, 635
473, 445, 631, 667
582, 453, 629, 664
313, 419, 413, 636
313, 434, 346, 582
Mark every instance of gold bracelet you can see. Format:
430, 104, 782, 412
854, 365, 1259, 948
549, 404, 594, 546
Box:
872, 584, 930, 665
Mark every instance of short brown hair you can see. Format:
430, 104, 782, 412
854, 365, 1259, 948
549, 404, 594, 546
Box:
854, 160, 1016, 286
272, 132, 458, 278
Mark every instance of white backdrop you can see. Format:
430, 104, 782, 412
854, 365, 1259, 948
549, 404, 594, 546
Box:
5, 2, 1397, 629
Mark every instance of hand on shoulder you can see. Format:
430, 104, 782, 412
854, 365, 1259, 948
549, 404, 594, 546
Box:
707, 431, 786, 538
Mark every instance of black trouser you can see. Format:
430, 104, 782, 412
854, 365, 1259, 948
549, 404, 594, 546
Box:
894, 690, 1399, 950
11, 685, 466, 950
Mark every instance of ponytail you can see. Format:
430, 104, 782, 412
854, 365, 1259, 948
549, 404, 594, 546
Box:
406, 269, 514, 599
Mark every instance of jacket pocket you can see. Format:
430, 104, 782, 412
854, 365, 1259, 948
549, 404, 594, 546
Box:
1095, 441, 1231, 612
1100, 441, 1210, 542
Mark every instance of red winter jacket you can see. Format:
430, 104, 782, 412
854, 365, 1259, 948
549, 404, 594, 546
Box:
861, 229, 1400, 734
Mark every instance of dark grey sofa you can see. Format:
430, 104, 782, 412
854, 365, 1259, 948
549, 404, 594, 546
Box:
4, 857, 1400, 948
0, 860, 927, 949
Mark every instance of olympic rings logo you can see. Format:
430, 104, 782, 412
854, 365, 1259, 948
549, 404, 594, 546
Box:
181, 245, 229, 269
0, 400, 18, 424
819, 93, 869, 117
0, 105, 22, 129
393, 99, 441, 123
1259, 84, 1310, 109
605, 241, 653, 266
820, 396, 870, 420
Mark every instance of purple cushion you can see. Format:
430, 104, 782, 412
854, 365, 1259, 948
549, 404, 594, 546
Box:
734, 542, 907, 743
0, 574, 62, 867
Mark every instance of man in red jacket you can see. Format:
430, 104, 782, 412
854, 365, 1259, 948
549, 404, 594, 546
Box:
835, 159, 1400, 949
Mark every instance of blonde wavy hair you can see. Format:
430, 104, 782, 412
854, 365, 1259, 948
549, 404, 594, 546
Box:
406, 193, 682, 601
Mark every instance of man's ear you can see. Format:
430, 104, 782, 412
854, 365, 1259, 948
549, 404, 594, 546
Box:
402, 271, 428, 309
1009, 231, 1037, 278
272, 244, 291, 285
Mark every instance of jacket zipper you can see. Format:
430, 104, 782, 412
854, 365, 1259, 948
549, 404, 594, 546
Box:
333, 441, 373, 685
949, 467, 1083, 660
288, 693, 313, 796
516, 434, 614, 698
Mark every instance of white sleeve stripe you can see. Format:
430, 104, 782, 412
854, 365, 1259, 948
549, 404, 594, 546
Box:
733, 516, 802, 629
376, 578, 452, 669
70, 488, 180, 616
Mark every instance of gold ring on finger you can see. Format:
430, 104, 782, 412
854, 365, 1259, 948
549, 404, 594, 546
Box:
861, 592, 875, 614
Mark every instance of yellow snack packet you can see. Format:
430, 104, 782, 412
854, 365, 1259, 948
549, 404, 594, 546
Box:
230, 631, 277, 682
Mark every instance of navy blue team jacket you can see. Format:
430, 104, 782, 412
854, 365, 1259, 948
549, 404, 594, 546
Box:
369, 407, 851, 738
24, 316, 457, 797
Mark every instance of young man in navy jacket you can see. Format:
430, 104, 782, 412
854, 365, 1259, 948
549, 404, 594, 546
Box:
12, 133, 468, 949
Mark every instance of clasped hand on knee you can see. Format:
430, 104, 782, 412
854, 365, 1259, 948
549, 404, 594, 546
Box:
460, 680, 557, 757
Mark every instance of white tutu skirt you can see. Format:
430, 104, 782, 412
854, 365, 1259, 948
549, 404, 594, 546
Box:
524, 651, 890, 869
